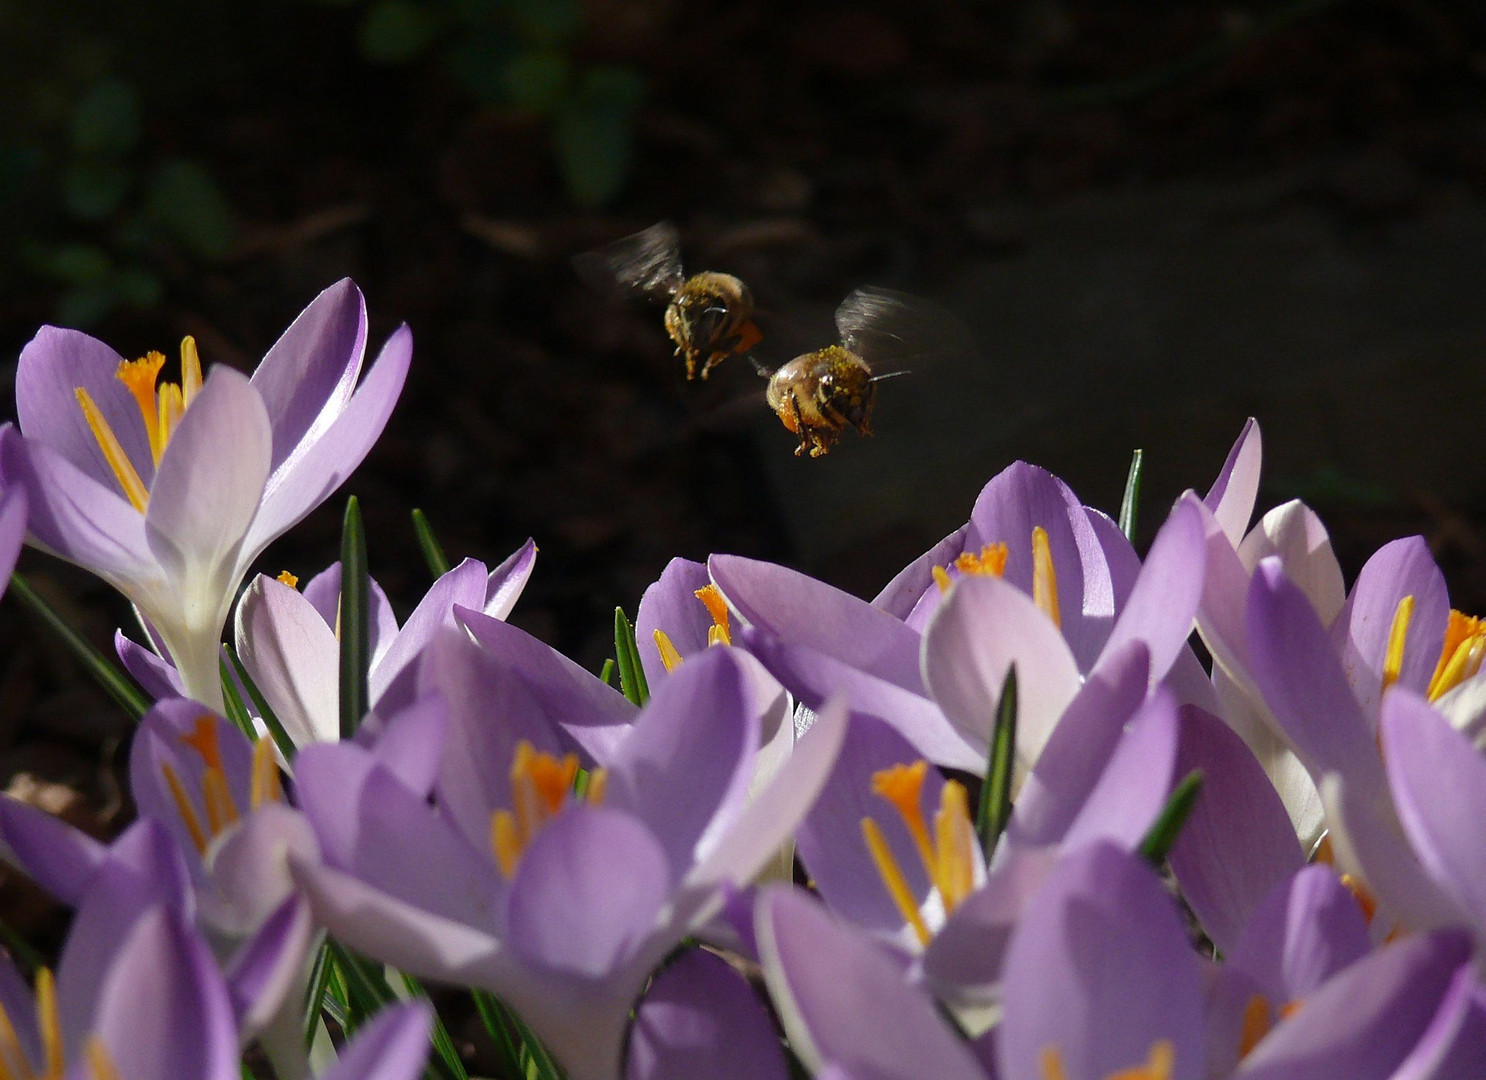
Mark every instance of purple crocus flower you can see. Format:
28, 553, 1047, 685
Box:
0, 280, 410, 707
229, 542, 536, 746
290, 643, 847, 1080
0, 484, 25, 598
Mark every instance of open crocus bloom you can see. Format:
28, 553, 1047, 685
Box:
0, 279, 410, 707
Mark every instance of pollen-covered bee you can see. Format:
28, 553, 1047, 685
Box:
762, 288, 953, 458
575, 221, 763, 380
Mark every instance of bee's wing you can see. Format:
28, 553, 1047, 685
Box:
573, 221, 687, 298
834, 287, 974, 372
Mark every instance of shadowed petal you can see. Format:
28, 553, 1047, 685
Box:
0, 485, 25, 594
225, 894, 316, 1038
369, 557, 488, 713
235, 574, 340, 746
874, 523, 971, 624
0, 795, 108, 906
1236, 500, 1345, 625
1203, 417, 1262, 547
115, 630, 185, 700
636, 557, 713, 686
321, 1001, 434, 1080
484, 539, 537, 620
1390, 965, 1486, 1080
1060, 689, 1181, 852
1229, 866, 1370, 1002
628, 949, 789, 1080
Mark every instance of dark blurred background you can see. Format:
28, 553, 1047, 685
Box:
3, 0, 1486, 948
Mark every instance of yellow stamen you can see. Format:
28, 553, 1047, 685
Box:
1032, 526, 1061, 629
74, 387, 150, 513
84, 1036, 122, 1080
276, 570, 300, 589
510, 742, 538, 842
181, 715, 240, 836
1239, 995, 1272, 1058
585, 767, 608, 804
114, 352, 168, 465
860, 818, 931, 946
1279, 1001, 1303, 1020
179, 336, 202, 406
1340, 874, 1379, 925
1427, 610, 1486, 700
954, 542, 1009, 578
156, 382, 184, 459
653, 629, 684, 673
1381, 596, 1414, 693
932, 565, 954, 593
932, 781, 976, 914
491, 810, 522, 878
694, 584, 731, 646
527, 751, 580, 816
1039, 1047, 1068, 1080
181, 714, 225, 771
36, 968, 61, 1080
160, 760, 209, 855
0, 987, 29, 1080
870, 762, 938, 882
250, 736, 282, 809
1041, 1041, 1174, 1080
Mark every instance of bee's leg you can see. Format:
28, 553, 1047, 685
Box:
699, 350, 727, 380
682, 348, 699, 380
786, 391, 809, 457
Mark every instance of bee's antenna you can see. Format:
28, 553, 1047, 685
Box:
870, 369, 912, 383
749, 355, 775, 378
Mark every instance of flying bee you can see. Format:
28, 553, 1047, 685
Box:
761, 287, 955, 458
574, 221, 763, 380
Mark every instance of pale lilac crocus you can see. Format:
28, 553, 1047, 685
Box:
228, 542, 536, 746
290, 643, 847, 1080
0, 280, 410, 707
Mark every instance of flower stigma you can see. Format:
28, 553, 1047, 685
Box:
931, 531, 1059, 629
859, 760, 977, 946
490, 741, 607, 878
276, 570, 300, 589
160, 714, 283, 856
932, 542, 1008, 593
1039, 1040, 1173, 1080
74, 337, 204, 513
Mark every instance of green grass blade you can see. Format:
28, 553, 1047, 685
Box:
225, 643, 296, 761
8, 572, 150, 720
598, 657, 616, 687
219, 656, 257, 742
613, 607, 649, 707
1139, 769, 1204, 866
411, 508, 452, 577
976, 666, 1018, 859
398, 972, 469, 1080
1119, 448, 1144, 541
470, 990, 526, 1079
339, 496, 370, 739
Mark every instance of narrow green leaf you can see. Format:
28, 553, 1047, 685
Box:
470, 990, 527, 1080
225, 643, 296, 762
613, 607, 649, 706
303, 943, 335, 1039
8, 573, 150, 720
976, 666, 1018, 859
0, 915, 44, 975
1119, 448, 1144, 541
597, 658, 615, 686
1139, 769, 1204, 866
512, 1010, 566, 1080
398, 972, 469, 1080
339, 496, 370, 739
219, 657, 257, 742
411, 508, 452, 577
326, 942, 393, 1030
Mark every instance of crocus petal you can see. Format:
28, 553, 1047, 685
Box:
246, 324, 411, 558
966, 461, 1110, 670
1060, 688, 1181, 852
999, 842, 1204, 1080
1389, 965, 1486, 1080
636, 557, 713, 686
688, 695, 848, 892
225, 894, 316, 1038
1381, 686, 1486, 928
200, 803, 319, 937
923, 573, 1080, 764
235, 574, 341, 746
0, 484, 24, 593
16, 326, 155, 490
1097, 494, 1206, 688
1330, 537, 1449, 715
321, 1001, 434, 1080
1203, 417, 1262, 547
506, 805, 673, 979
1167, 705, 1306, 954
1236, 930, 1470, 1080
1246, 559, 1381, 782
368, 557, 490, 715
114, 631, 186, 700
1005, 639, 1150, 850
873, 523, 971, 624
300, 561, 399, 664
92, 906, 238, 1080
795, 712, 943, 937
484, 538, 537, 620
1236, 500, 1345, 625
459, 606, 636, 762
710, 554, 926, 694
1228, 865, 1370, 1001
0, 428, 154, 584
737, 625, 982, 771
628, 948, 789, 1080
0, 795, 108, 907
249, 278, 366, 473
603, 648, 759, 875
1193, 496, 1257, 684
365, 691, 449, 798
757, 886, 985, 1080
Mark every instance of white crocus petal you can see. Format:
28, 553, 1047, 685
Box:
235, 576, 342, 747
141, 367, 272, 706
1237, 499, 1346, 625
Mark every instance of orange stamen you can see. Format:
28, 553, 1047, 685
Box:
74, 388, 150, 513
954, 542, 1009, 578
1428, 609, 1486, 700
1032, 527, 1061, 629
1340, 874, 1379, 925
860, 818, 931, 946
276, 570, 300, 589
85, 1035, 123, 1080
694, 584, 731, 646
250, 736, 282, 809
871, 762, 937, 881
1239, 995, 1272, 1058
114, 352, 168, 464
160, 760, 208, 855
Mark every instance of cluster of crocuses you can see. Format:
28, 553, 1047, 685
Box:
0, 282, 1481, 1080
